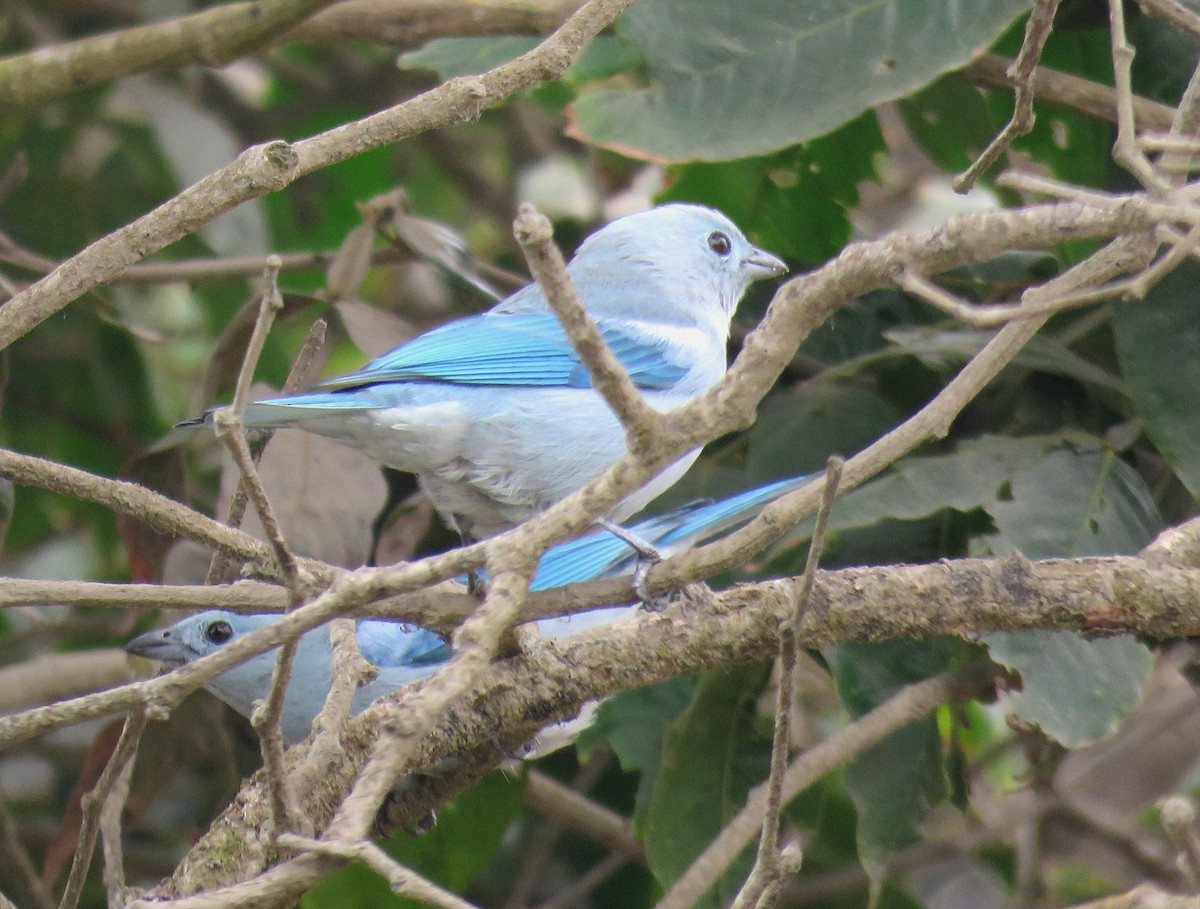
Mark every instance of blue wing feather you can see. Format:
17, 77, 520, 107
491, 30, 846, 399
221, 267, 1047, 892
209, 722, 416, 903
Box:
318, 312, 686, 390
356, 621, 451, 668
529, 473, 816, 591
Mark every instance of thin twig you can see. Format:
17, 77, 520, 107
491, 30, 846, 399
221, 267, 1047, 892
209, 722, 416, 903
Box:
521, 770, 645, 864
57, 711, 146, 909
733, 458, 842, 909
1110, 0, 1172, 192
529, 853, 627, 909
511, 203, 663, 454
955, 0, 1062, 192
295, 617, 379, 797
99, 716, 143, 907
277, 834, 482, 909
0, 244, 410, 286
957, 53, 1177, 132
213, 259, 307, 836
505, 752, 617, 909
1137, 0, 1200, 38
0, 0, 635, 353
207, 317, 328, 584
212, 260, 303, 593
656, 663, 996, 909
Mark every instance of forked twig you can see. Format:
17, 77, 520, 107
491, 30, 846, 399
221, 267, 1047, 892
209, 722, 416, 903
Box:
955, 0, 1063, 192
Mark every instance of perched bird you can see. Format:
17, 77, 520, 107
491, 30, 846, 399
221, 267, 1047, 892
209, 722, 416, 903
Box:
181, 205, 786, 540
126, 474, 811, 746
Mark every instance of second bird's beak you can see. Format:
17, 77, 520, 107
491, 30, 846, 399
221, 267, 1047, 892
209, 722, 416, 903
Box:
743, 248, 788, 281
126, 627, 187, 667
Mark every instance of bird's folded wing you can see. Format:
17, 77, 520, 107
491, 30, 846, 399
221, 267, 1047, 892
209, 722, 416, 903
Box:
355, 622, 452, 668
529, 474, 815, 591
317, 312, 687, 390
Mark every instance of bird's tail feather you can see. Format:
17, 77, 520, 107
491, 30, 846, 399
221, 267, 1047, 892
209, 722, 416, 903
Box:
175, 392, 377, 432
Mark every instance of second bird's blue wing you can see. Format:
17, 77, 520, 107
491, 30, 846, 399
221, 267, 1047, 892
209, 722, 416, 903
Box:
317, 312, 687, 391
356, 621, 452, 668
529, 473, 816, 591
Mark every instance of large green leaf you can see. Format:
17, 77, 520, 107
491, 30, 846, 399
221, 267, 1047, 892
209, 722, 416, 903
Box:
984, 632, 1153, 748
659, 112, 884, 265
830, 639, 966, 878
642, 665, 771, 908
1112, 260, 1200, 498
568, 0, 1033, 161
972, 447, 1162, 559
578, 676, 698, 829
976, 446, 1159, 748
747, 384, 901, 480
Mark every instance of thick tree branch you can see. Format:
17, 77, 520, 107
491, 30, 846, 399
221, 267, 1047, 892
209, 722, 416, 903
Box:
0, 0, 344, 107
138, 546, 1200, 897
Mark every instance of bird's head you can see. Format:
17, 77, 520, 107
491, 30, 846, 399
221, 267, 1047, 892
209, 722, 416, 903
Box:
126, 610, 280, 667
568, 204, 787, 328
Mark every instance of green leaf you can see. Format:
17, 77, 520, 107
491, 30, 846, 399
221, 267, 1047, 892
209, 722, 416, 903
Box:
897, 77, 996, 173
976, 447, 1158, 748
643, 665, 771, 908
659, 113, 884, 265
747, 384, 901, 480
568, 0, 1033, 161
579, 676, 698, 829
400, 36, 540, 78
973, 447, 1162, 559
829, 639, 965, 876
884, 327, 1130, 397
820, 435, 1057, 536
1112, 260, 1200, 498
985, 632, 1153, 748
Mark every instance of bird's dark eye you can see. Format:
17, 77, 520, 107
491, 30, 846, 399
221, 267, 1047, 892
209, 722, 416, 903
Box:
204, 620, 234, 644
707, 231, 732, 256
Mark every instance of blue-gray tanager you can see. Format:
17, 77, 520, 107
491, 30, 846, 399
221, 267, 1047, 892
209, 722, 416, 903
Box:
182, 205, 786, 540
125, 474, 810, 746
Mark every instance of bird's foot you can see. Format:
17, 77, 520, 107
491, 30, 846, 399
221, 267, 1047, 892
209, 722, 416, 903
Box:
597, 518, 671, 610
466, 569, 488, 601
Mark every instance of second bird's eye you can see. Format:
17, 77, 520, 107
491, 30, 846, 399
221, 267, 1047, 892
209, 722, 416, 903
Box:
204, 620, 234, 644
707, 231, 732, 256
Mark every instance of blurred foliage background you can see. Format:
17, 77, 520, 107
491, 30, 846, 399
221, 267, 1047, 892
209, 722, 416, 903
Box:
2, 1, 1200, 907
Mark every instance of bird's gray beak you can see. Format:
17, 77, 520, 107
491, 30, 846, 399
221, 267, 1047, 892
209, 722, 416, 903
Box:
743, 247, 788, 281
126, 627, 187, 667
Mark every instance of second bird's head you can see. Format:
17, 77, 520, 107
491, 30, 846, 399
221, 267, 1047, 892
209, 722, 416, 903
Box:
566, 204, 787, 324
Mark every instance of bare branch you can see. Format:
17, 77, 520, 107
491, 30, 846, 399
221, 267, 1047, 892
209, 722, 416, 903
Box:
958, 53, 1177, 131
522, 770, 645, 864
733, 458, 842, 909
955, 0, 1062, 192
208, 317, 329, 584
0, 0, 343, 107
0, 446, 295, 576
58, 711, 146, 909
512, 203, 664, 454
277, 834, 481, 909
657, 663, 996, 909
1109, 0, 1172, 191
0, 0, 634, 353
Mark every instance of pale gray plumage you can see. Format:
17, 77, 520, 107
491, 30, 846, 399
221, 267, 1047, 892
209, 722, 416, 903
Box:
183, 204, 786, 539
